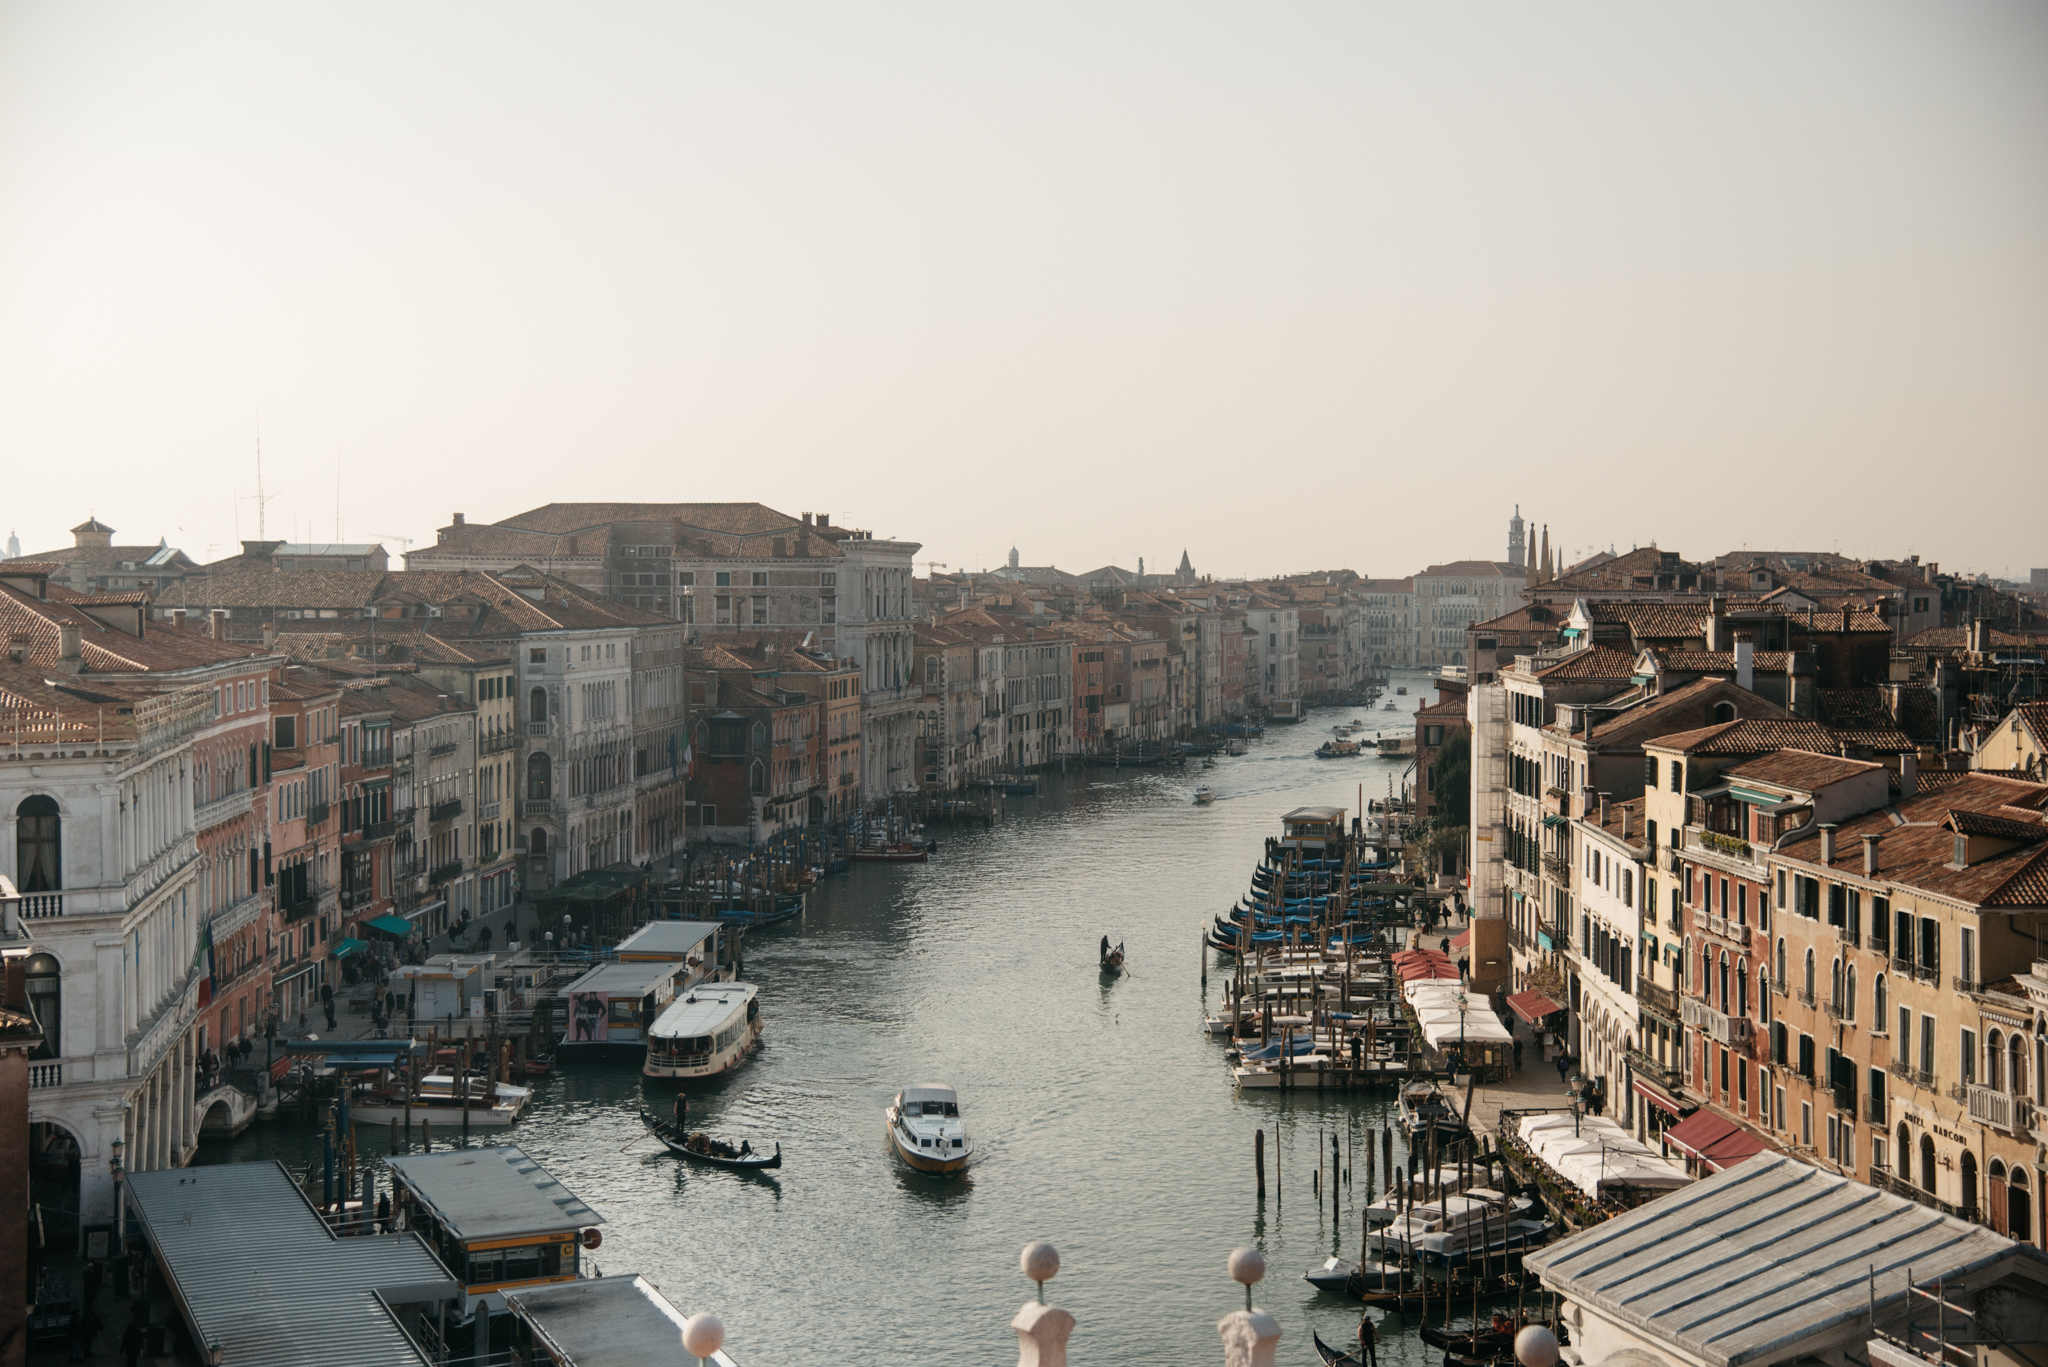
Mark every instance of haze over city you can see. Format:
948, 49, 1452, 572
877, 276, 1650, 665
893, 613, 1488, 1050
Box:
4, 1, 2045, 578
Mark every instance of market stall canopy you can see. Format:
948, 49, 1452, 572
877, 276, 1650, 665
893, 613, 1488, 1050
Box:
1405, 982, 1515, 1047
331, 937, 366, 958
1450, 929, 1472, 951
1517, 1113, 1691, 1198
1506, 991, 1566, 1024
365, 915, 414, 937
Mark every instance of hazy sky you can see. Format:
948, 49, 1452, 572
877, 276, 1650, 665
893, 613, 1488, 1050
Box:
4, 3, 2045, 582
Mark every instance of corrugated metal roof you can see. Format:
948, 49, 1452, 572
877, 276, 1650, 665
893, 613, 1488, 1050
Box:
647, 983, 755, 1040
126, 1163, 451, 1367
1522, 1152, 2040, 1367
506, 1275, 699, 1366
560, 959, 690, 997
386, 1145, 603, 1242
613, 921, 718, 959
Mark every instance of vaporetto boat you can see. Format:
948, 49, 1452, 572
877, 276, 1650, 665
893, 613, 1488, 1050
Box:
642, 983, 762, 1081
885, 1083, 973, 1174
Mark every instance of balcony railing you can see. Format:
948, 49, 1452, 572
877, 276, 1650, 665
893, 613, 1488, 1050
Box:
1681, 996, 1752, 1046
478, 801, 501, 821
361, 819, 398, 842
1697, 830, 1754, 861
1637, 980, 1679, 1019
429, 741, 459, 758
340, 887, 375, 911
1912, 963, 1939, 984
362, 749, 392, 768
279, 886, 325, 922
1795, 987, 1817, 1008
1952, 976, 1982, 995
1822, 1000, 1847, 1020
28, 1062, 61, 1089
1833, 923, 1861, 947
1625, 1047, 1682, 1089
520, 799, 553, 817
528, 720, 551, 736
1886, 1058, 1936, 1092
10, 893, 65, 920
1865, 1095, 1888, 1124
1966, 1084, 2032, 1134
481, 733, 520, 755
428, 861, 463, 886
430, 798, 464, 824
305, 801, 330, 827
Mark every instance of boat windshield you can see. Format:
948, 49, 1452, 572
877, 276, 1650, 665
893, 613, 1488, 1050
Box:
919, 1101, 959, 1116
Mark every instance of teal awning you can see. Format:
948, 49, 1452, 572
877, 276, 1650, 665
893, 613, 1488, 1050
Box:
1542, 814, 1568, 828
1536, 931, 1555, 952
331, 937, 367, 958
365, 915, 414, 937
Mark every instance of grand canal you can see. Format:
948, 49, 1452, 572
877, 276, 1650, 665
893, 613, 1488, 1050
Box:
204, 678, 1466, 1367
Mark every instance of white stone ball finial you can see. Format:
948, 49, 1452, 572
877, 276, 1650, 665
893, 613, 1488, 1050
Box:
683, 1312, 726, 1363
1227, 1247, 1265, 1311
1021, 1241, 1060, 1300
1515, 1324, 1560, 1367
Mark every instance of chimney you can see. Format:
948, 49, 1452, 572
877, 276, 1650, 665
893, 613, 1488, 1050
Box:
1900, 752, 1917, 800
1708, 595, 1727, 650
1621, 807, 1632, 841
1819, 824, 1835, 865
1862, 833, 1880, 876
1581, 784, 1597, 818
58, 623, 81, 662
261, 623, 278, 649
1734, 632, 1754, 692
170, 608, 186, 630
209, 608, 228, 640
1597, 792, 1610, 826
453, 513, 465, 526
801, 512, 813, 525
818, 514, 830, 528
438, 694, 450, 711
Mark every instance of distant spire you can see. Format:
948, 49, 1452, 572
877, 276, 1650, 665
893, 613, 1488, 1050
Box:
1539, 525, 1550, 583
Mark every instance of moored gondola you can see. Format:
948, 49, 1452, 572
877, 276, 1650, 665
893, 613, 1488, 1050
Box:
640, 1110, 783, 1171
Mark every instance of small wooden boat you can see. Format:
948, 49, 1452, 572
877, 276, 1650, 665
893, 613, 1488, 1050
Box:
1099, 938, 1126, 976
852, 842, 930, 862
1314, 1330, 1372, 1367
1001, 776, 1038, 795
640, 1110, 783, 1170
521, 1053, 555, 1078
1193, 785, 1215, 804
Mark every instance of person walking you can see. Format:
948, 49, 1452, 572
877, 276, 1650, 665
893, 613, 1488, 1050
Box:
1513, 1038, 1524, 1072
1356, 1313, 1379, 1367
120, 1319, 144, 1367
1555, 1052, 1570, 1083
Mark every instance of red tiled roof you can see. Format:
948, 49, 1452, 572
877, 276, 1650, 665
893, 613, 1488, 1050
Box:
1533, 647, 1638, 680
1723, 748, 1883, 792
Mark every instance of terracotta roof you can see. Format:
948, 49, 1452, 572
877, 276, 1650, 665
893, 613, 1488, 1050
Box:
1647, 718, 1843, 755
1903, 626, 2047, 650
1582, 677, 1790, 744
71, 517, 114, 533
495, 503, 803, 538
1588, 602, 1710, 640
0, 583, 269, 676
0, 663, 142, 741
2003, 701, 2048, 747
1722, 748, 1883, 792
1472, 604, 1567, 632
1419, 560, 1522, 578
1647, 650, 1792, 674
1533, 647, 1639, 680
1774, 774, 2048, 906
1586, 797, 1649, 852
1944, 809, 2048, 843
1414, 698, 1467, 721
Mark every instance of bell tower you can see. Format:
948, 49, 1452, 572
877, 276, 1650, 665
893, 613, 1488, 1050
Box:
1507, 505, 1525, 568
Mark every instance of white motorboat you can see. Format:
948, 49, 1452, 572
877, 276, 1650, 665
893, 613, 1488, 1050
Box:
1194, 786, 1215, 804
1370, 1189, 1532, 1258
1397, 1079, 1469, 1145
348, 1074, 532, 1129
1231, 1053, 1335, 1088
886, 1083, 973, 1173
1360, 1161, 1510, 1232
643, 982, 762, 1081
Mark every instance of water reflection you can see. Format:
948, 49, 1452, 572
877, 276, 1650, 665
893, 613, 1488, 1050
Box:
201, 681, 1468, 1367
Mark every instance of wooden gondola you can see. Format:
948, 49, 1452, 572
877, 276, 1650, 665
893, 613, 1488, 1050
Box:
1099, 938, 1125, 977
640, 1110, 783, 1171
1313, 1330, 1372, 1367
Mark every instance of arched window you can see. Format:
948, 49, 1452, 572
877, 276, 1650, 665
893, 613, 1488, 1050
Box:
529, 687, 548, 724
1737, 961, 1750, 1017
527, 753, 552, 800
752, 723, 766, 755
1897, 1122, 1912, 1184
15, 795, 61, 892
749, 762, 766, 796
529, 828, 548, 857
1719, 952, 1730, 1014
2010, 1168, 2032, 1247
1918, 1134, 1937, 1194
1776, 937, 1787, 983
1803, 948, 1816, 1001
1712, 701, 1738, 724
925, 655, 938, 685
1831, 958, 1844, 1012
2010, 1034, 2026, 1098
1988, 1031, 2004, 1091
1845, 965, 1856, 1022
1873, 973, 1887, 1023
1960, 1150, 1979, 1216
23, 951, 59, 1059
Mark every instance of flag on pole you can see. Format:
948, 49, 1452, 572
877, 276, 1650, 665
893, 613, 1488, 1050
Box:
194, 915, 216, 1009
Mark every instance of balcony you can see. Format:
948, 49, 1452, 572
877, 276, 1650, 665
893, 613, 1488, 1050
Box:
28, 1062, 61, 1089
194, 786, 254, 829
520, 799, 553, 818
1637, 980, 1679, 1019
1696, 830, 1754, 862
361, 819, 398, 842
1966, 1084, 2032, 1134
9, 893, 65, 920
1541, 853, 1572, 883
1833, 923, 1861, 947
362, 748, 392, 769
1831, 1084, 1855, 1113
1771, 974, 1788, 997
1912, 963, 1939, 984
340, 886, 375, 911
1681, 997, 1752, 1046
429, 798, 464, 824
1865, 1094, 1888, 1124
528, 720, 551, 737
479, 801, 501, 821
1886, 1058, 1936, 1092
1704, 915, 1751, 948
429, 741, 459, 758
1626, 1047, 1682, 1090
278, 886, 324, 922
305, 801, 330, 827
1822, 999, 1847, 1020
428, 861, 463, 886
1952, 976, 1982, 995
481, 732, 520, 755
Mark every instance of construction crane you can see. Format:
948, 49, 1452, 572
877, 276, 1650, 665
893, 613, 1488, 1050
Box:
920, 560, 948, 577
373, 533, 416, 567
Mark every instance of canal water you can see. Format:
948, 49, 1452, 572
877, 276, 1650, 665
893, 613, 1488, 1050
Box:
204, 677, 1481, 1367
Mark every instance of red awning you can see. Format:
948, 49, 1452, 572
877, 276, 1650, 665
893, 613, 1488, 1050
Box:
1699, 1128, 1774, 1172
1631, 1077, 1686, 1116
1450, 928, 1472, 951
1662, 1108, 1739, 1160
1506, 991, 1565, 1024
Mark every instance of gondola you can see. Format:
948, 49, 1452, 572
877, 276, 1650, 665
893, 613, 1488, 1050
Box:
1313, 1330, 1372, 1367
1099, 938, 1126, 977
640, 1110, 783, 1171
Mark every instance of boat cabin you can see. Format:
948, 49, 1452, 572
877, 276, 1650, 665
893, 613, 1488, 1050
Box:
506, 1274, 738, 1367
643, 981, 760, 1079
555, 958, 693, 1061
395, 954, 497, 1021
1280, 806, 1347, 854
386, 1145, 603, 1306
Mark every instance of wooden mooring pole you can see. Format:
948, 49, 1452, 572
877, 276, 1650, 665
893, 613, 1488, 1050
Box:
1255, 1127, 1267, 1199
